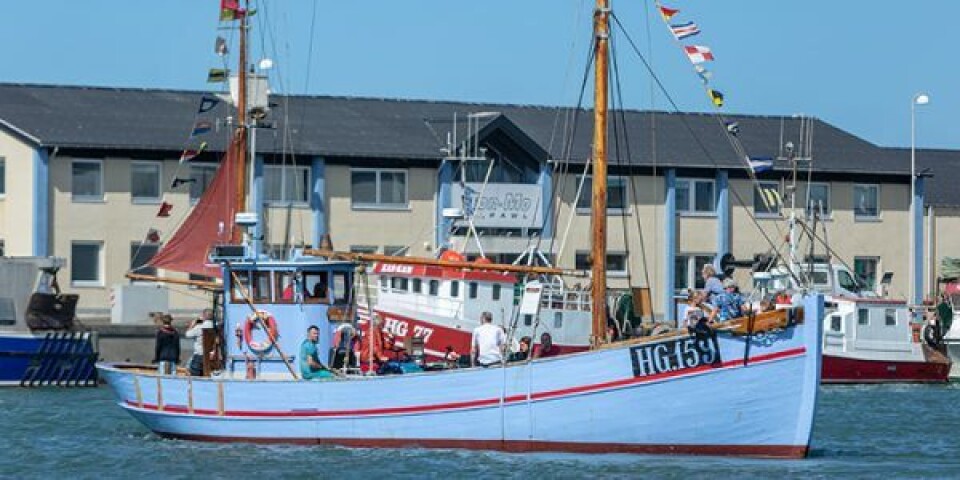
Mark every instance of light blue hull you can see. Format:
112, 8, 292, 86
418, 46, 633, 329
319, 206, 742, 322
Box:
99, 296, 822, 457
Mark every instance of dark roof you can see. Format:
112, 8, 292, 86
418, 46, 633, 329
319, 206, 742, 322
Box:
0, 82, 942, 180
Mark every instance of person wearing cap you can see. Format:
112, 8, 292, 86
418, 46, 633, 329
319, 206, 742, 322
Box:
711, 278, 745, 322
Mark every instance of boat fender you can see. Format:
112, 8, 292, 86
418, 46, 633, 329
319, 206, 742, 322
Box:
244, 311, 279, 354
923, 323, 943, 348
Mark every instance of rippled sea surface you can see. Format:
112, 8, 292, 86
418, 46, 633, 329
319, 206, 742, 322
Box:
1, 384, 958, 479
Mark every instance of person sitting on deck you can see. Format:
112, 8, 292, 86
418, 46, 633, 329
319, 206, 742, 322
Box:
711, 278, 745, 322
358, 315, 390, 372
683, 291, 707, 329
299, 325, 333, 380
533, 332, 559, 359
508, 336, 532, 363
700, 264, 724, 306
471, 311, 505, 367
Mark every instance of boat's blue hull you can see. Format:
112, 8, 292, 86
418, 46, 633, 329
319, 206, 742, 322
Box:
0, 332, 98, 386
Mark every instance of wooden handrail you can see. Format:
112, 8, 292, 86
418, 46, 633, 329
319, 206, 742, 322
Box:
304, 249, 588, 277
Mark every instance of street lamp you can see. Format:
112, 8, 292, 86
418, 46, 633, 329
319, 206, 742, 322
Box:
910, 93, 929, 308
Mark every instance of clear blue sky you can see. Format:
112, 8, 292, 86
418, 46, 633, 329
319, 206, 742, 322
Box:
1, 1, 954, 149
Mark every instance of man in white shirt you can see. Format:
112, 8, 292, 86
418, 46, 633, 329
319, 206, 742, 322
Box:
184, 308, 214, 376
471, 311, 505, 367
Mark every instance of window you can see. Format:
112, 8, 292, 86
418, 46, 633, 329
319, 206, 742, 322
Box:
429, 280, 439, 296
830, 315, 842, 332
854, 257, 879, 291
379, 277, 388, 292
349, 245, 378, 254
575, 251, 629, 277
384, 245, 408, 256
0, 157, 5, 197
304, 272, 329, 302
554, 312, 563, 329
524, 314, 533, 326
576, 175, 629, 212
674, 254, 716, 291
331, 272, 351, 304
805, 183, 831, 218
854, 184, 880, 219
0, 240, 4, 256
71, 241, 102, 285
351, 168, 408, 209
190, 163, 218, 202
468, 282, 478, 299
676, 178, 715, 214
130, 243, 159, 278
884, 309, 896, 326
72, 159, 103, 201
858, 309, 869, 326
492, 284, 502, 301
391, 277, 409, 293
131, 161, 161, 203
837, 269, 860, 293
264, 165, 309, 204
754, 181, 781, 216
250, 272, 272, 303
412, 278, 422, 294
450, 281, 460, 298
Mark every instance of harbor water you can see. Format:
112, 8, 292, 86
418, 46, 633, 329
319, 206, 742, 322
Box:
1, 384, 958, 479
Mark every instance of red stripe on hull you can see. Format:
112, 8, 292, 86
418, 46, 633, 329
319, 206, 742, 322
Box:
155, 432, 809, 459
821, 354, 949, 384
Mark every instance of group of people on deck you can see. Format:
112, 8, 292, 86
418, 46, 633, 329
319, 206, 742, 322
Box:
684, 264, 747, 330
470, 311, 559, 367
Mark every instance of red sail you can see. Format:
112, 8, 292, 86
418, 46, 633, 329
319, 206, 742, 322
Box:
149, 148, 240, 278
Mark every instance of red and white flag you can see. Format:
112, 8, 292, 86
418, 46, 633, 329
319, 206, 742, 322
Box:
684, 45, 714, 64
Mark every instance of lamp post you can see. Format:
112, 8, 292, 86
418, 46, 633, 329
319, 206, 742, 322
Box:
910, 93, 929, 309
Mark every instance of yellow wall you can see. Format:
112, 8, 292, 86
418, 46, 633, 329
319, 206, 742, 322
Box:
0, 130, 38, 255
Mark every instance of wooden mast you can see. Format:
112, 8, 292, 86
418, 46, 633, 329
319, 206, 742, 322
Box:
590, 0, 610, 347
232, 0, 249, 243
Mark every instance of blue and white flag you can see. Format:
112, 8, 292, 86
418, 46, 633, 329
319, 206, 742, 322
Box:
748, 156, 774, 173
671, 21, 701, 40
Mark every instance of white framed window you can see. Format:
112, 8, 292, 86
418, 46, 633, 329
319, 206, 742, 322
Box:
0, 157, 6, 197
674, 254, 716, 291
575, 251, 628, 277
265, 165, 310, 204
412, 278, 422, 293
854, 184, 880, 220
130, 243, 160, 278
429, 280, 439, 296
72, 159, 104, 202
351, 168, 408, 209
71, 241, 103, 286
189, 163, 218, 202
131, 161, 162, 203
884, 308, 896, 326
576, 175, 630, 213
0, 240, 4, 256
857, 308, 869, 326
676, 178, 715, 215
754, 181, 781, 217
492, 284, 502, 301
449, 281, 460, 298
349, 245, 377, 254
805, 182, 831, 218
854, 257, 879, 291
384, 245, 408, 256
390, 277, 409, 293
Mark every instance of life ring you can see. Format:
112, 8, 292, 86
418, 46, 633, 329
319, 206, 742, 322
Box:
244, 310, 279, 354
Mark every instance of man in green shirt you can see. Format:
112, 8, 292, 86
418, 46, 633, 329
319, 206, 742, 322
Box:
300, 325, 332, 380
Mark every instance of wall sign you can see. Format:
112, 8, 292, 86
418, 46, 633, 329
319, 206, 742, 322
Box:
450, 183, 543, 229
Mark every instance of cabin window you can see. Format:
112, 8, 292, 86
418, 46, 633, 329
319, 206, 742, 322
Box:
276, 272, 297, 303
351, 168, 408, 209
189, 163, 217, 202
754, 181, 781, 216
72, 159, 104, 202
885, 309, 896, 326
231, 271, 249, 302
391, 277, 409, 293
450, 281, 460, 298
805, 183, 831, 218
304, 272, 329, 303
332, 272, 351, 304
379, 277, 388, 293
554, 312, 563, 329
677, 178, 716, 214
71, 241, 103, 286
857, 308, 869, 326
854, 184, 880, 220
854, 257, 879, 291
264, 165, 310, 204
576, 175, 629, 213
469, 282, 478, 299
493, 284, 502, 301
250, 272, 272, 303
829, 315, 842, 332
524, 314, 533, 326
131, 161, 162, 203
429, 280, 439, 296
412, 278, 422, 293
130, 243, 159, 279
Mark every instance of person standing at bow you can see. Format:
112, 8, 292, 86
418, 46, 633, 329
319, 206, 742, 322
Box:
153, 314, 180, 375
184, 308, 214, 376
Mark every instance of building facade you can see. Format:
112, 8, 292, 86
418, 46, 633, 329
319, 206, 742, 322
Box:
0, 83, 956, 321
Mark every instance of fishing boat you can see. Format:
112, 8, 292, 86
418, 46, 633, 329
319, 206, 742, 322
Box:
0, 257, 98, 387
98, 0, 823, 457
